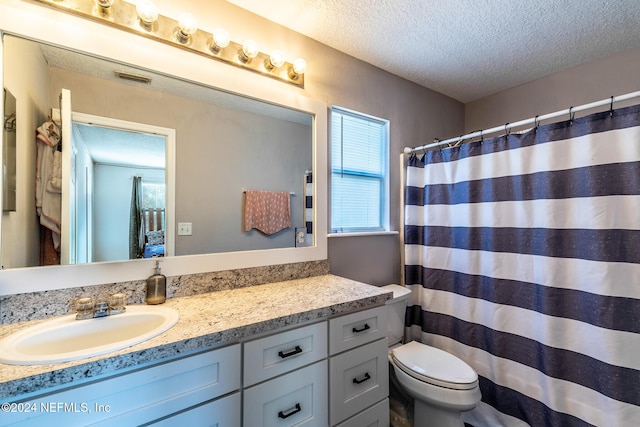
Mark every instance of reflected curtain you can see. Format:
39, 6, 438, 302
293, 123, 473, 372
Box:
129, 176, 144, 259
404, 104, 640, 426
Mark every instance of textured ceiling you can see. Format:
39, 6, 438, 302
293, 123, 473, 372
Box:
74, 123, 165, 169
227, 0, 640, 103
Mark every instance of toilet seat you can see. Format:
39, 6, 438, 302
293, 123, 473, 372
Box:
391, 341, 478, 390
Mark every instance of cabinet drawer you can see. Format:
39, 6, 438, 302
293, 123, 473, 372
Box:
243, 360, 328, 427
335, 398, 389, 427
329, 338, 389, 426
150, 392, 241, 427
244, 321, 327, 386
329, 306, 386, 355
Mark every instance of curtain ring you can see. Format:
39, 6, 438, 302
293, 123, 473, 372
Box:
534, 115, 540, 129
609, 96, 615, 117
569, 106, 575, 124
504, 123, 510, 135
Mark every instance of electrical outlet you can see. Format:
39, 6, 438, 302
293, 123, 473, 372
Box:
178, 222, 192, 236
295, 227, 307, 247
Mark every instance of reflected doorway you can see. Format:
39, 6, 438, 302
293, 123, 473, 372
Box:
67, 113, 175, 264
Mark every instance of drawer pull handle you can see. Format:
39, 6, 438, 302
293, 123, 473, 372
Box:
278, 345, 302, 359
278, 403, 302, 419
353, 372, 371, 385
352, 323, 371, 333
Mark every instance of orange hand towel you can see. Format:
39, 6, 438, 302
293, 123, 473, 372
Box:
244, 190, 291, 235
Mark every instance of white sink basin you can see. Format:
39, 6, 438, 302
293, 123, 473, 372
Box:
0, 305, 179, 365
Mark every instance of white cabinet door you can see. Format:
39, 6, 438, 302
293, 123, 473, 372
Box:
5, 345, 241, 427
329, 339, 389, 426
243, 360, 328, 427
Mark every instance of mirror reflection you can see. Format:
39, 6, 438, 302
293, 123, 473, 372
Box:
3, 88, 16, 212
1, 35, 313, 270
70, 121, 168, 264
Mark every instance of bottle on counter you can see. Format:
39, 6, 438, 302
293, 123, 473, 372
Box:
145, 259, 166, 305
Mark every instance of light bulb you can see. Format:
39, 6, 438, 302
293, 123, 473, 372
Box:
94, 0, 114, 9
241, 40, 259, 62
177, 12, 197, 43
268, 50, 285, 69
291, 58, 307, 78
136, 0, 158, 26
210, 28, 230, 52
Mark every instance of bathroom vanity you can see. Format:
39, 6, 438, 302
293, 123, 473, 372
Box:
0, 275, 391, 426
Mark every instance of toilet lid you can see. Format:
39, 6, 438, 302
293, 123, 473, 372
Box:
391, 341, 478, 390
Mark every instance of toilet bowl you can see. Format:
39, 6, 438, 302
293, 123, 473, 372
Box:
383, 285, 481, 427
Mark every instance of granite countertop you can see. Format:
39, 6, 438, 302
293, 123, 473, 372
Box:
0, 274, 391, 399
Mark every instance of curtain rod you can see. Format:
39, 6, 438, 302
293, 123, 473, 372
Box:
404, 90, 640, 154
242, 188, 295, 195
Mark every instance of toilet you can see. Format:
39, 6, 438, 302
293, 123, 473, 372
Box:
383, 284, 481, 427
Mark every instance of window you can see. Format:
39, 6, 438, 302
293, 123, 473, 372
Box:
142, 181, 165, 210
331, 107, 389, 233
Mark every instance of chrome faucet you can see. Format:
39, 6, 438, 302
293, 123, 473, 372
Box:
74, 293, 127, 320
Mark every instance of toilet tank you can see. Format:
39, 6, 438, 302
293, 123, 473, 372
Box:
382, 284, 412, 346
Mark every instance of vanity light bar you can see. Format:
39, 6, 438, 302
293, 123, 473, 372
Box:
35, 0, 306, 87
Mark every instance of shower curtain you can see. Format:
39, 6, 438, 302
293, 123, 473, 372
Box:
129, 176, 144, 259
404, 104, 640, 426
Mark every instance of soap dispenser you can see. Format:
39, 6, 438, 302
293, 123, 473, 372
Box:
145, 259, 166, 305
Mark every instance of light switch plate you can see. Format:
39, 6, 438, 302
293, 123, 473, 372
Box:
178, 222, 192, 236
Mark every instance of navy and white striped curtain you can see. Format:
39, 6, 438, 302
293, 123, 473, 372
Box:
404, 104, 640, 426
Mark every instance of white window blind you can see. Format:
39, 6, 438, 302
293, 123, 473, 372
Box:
331, 107, 388, 232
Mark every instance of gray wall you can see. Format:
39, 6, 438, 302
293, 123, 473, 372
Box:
328, 233, 401, 286
466, 46, 640, 132
324, 61, 464, 286
297, 40, 463, 286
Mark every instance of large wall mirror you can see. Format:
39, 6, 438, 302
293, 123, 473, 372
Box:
0, 1, 327, 295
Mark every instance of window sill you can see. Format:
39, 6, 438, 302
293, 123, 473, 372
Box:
328, 231, 399, 238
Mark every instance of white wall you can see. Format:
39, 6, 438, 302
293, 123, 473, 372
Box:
93, 164, 164, 262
